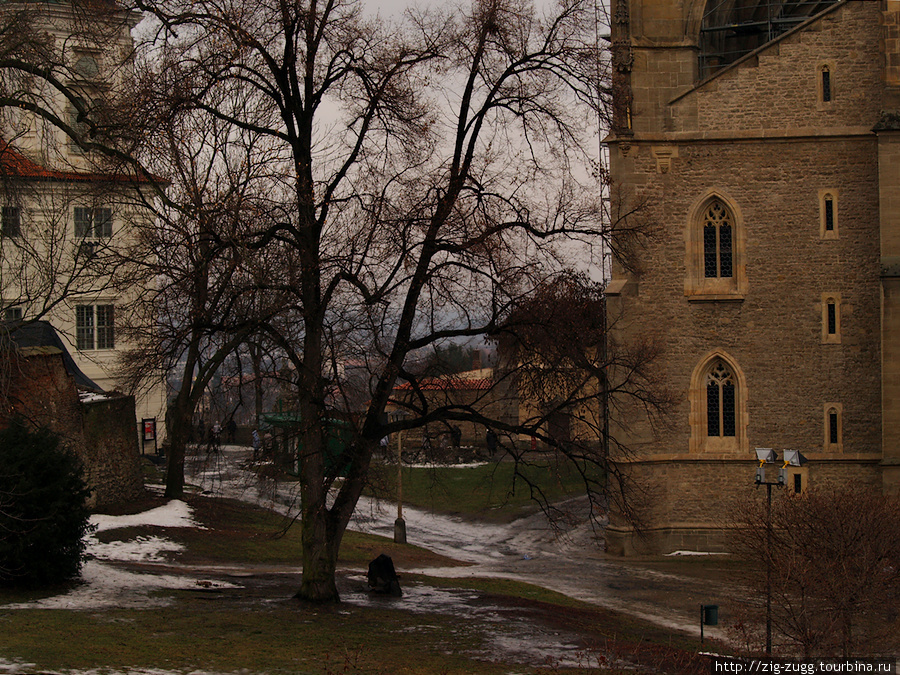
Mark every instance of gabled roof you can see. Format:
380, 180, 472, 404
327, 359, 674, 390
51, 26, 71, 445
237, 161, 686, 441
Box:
2, 320, 103, 392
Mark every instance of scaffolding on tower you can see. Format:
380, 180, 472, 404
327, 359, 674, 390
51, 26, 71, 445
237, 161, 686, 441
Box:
699, 0, 840, 78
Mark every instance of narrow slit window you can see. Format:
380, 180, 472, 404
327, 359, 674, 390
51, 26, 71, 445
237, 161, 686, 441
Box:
824, 194, 834, 232
827, 301, 837, 335
822, 66, 831, 102
793, 473, 802, 494
828, 409, 839, 445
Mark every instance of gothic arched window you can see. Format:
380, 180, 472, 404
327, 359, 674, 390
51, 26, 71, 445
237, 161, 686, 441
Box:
706, 361, 736, 438
690, 351, 748, 453
703, 201, 733, 279
685, 192, 746, 300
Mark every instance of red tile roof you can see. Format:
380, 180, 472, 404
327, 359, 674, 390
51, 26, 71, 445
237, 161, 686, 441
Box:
0, 140, 156, 184
394, 377, 493, 392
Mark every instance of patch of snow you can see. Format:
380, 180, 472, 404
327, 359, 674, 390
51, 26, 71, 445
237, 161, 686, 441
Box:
88, 535, 184, 562
2, 500, 232, 612
78, 392, 110, 403
2, 561, 237, 610
0, 658, 38, 674
406, 462, 488, 469
91, 500, 202, 533
0, 660, 236, 675
665, 550, 729, 557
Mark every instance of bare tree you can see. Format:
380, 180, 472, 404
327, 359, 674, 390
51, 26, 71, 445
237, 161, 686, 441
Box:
116, 102, 281, 496
112, 0, 669, 603
731, 485, 900, 657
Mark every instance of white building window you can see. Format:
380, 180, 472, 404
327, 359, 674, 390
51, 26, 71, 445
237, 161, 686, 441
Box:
1, 207, 20, 238
75, 207, 112, 239
76, 304, 114, 350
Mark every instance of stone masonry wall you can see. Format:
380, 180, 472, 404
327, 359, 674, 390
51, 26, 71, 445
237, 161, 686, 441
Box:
606, 458, 882, 555
613, 136, 881, 458
2, 351, 85, 443
81, 395, 144, 508
669, 3, 882, 134
1, 350, 143, 509
605, 0, 885, 552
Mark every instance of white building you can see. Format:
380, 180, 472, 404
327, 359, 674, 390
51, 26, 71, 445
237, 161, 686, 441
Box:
0, 1, 166, 442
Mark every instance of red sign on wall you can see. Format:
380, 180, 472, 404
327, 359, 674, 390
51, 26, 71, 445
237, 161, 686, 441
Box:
143, 418, 156, 441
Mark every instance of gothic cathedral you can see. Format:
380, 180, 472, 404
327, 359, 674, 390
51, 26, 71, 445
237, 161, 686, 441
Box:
605, 0, 900, 554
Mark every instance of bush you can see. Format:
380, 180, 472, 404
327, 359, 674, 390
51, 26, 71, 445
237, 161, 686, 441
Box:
731, 484, 900, 658
0, 419, 93, 587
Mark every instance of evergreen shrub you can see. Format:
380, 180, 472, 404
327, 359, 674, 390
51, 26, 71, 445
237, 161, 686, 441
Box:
0, 418, 92, 586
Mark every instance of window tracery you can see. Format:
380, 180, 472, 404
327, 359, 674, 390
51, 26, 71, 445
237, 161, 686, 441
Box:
706, 361, 736, 438
690, 351, 748, 453
703, 201, 733, 279
685, 192, 746, 301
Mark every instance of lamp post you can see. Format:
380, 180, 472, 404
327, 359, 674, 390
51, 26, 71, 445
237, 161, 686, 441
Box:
389, 410, 408, 544
754, 447, 807, 656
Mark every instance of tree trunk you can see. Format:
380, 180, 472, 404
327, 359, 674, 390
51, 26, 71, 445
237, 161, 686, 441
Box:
164, 332, 204, 498
250, 343, 263, 428
164, 387, 193, 498
295, 503, 342, 602
293, 391, 345, 602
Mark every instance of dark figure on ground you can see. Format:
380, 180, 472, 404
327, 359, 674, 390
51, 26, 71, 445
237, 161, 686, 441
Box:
367, 553, 402, 597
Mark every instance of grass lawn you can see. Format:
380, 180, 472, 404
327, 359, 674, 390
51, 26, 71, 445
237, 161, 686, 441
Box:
367, 456, 602, 523
0, 481, 717, 674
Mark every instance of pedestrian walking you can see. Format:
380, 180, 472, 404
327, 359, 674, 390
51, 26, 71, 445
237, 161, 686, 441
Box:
212, 422, 222, 452
486, 428, 498, 455
252, 428, 261, 459
450, 425, 462, 449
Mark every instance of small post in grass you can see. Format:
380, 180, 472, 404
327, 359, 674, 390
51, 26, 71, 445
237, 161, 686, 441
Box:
700, 604, 718, 643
